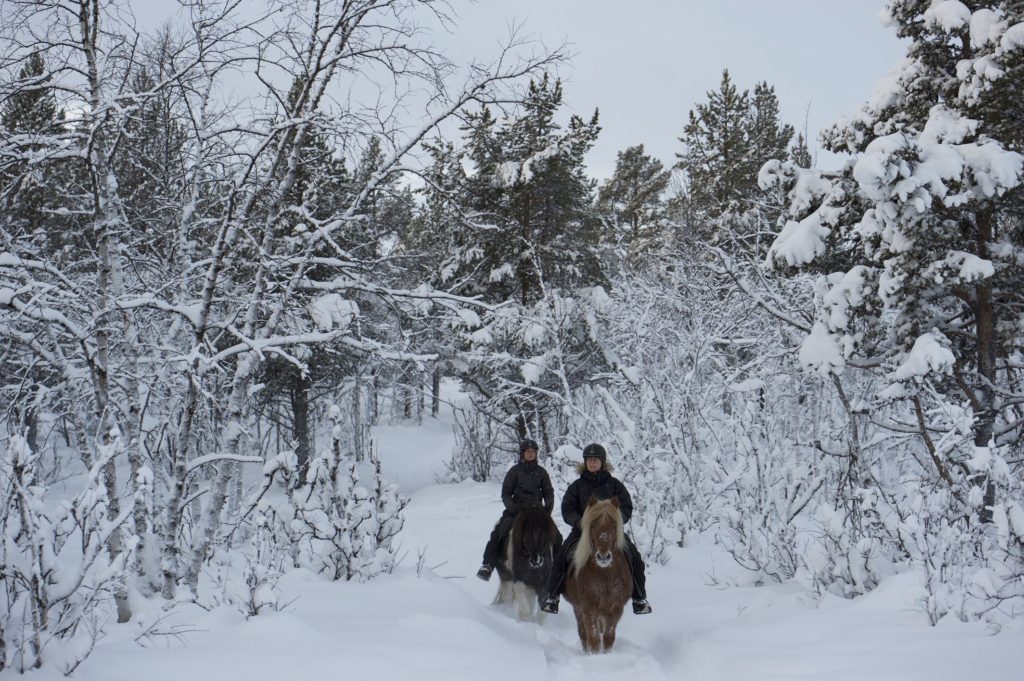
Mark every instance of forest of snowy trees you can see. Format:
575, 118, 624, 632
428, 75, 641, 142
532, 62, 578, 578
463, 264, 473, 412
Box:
1, 0, 1023, 673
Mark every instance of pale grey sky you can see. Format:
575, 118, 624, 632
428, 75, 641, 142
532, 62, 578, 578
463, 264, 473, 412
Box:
442, 0, 906, 178
128, 0, 906, 179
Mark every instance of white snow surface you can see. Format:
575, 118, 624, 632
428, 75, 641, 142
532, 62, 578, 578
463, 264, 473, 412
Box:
923, 0, 972, 33
11, 404, 1023, 680
308, 294, 358, 332
892, 331, 956, 382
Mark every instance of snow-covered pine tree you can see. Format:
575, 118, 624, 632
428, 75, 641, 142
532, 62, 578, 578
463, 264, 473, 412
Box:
761, 0, 1024, 621
597, 144, 671, 259
438, 76, 611, 458
674, 70, 794, 248
0, 51, 67, 456
458, 75, 604, 307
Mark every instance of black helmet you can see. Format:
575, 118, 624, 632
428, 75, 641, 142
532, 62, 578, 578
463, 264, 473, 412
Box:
581, 443, 606, 462
519, 438, 539, 453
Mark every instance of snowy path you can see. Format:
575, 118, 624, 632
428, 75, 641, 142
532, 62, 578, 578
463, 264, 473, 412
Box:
9, 478, 1023, 681
8, 411, 1023, 680
404, 482, 674, 681
400, 481, 1024, 681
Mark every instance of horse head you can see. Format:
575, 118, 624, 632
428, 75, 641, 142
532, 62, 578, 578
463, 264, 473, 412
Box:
512, 506, 558, 570
576, 496, 625, 571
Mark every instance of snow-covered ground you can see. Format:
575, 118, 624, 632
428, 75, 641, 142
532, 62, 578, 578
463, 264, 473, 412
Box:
8, 399, 1023, 681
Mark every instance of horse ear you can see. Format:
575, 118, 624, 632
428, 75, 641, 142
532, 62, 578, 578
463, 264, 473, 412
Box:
610, 496, 620, 508
586, 495, 598, 507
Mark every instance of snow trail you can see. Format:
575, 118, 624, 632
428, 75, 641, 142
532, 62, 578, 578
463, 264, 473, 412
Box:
7, 403, 1023, 680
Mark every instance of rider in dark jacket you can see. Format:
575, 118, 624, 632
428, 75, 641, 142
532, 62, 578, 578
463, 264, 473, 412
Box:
476, 438, 555, 580
540, 443, 652, 615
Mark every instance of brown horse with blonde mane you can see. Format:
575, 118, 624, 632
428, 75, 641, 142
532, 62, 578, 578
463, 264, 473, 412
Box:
564, 496, 632, 653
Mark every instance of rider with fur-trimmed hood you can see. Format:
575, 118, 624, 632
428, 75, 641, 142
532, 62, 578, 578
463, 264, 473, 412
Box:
540, 443, 652, 615
476, 438, 555, 581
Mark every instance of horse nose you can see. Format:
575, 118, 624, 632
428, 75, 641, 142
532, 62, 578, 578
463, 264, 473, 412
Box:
595, 551, 613, 567
529, 555, 545, 568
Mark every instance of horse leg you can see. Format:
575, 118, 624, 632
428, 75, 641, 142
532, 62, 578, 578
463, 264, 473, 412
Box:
495, 578, 512, 605
593, 615, 607, 653
512, 581, 532, 621
586, 615, 602, 654
602, 619, 616, 652
533, 585, 547, 623
574, 610, 594, 653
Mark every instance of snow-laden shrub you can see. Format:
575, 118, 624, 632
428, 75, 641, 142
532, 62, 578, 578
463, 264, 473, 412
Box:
799, 488, 901, 599
442, 406, 500, 483
254, 407, 407, 583
0, 435, 132, 673
716, 431, 821, 583
898, 445, 1024, 625
286, 442, 407, 581
217, 508, 291, 618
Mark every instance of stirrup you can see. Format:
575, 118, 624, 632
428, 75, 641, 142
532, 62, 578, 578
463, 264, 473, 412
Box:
476, 564, 493, 581
540, 595, 559, 614
632, 598, 652, 615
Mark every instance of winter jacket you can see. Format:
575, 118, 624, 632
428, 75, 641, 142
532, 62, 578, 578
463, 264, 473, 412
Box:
501, 460, 555, 515
561, 465, 633, 530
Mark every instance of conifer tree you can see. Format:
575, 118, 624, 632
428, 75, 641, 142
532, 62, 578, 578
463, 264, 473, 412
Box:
0, 51, 63, 247
762, 0, 1024, 521
675, 70, 753, 218
789, 132, 812, 169
597, 144, 670, 255
0, 51, 68, 451
458, 75, 604, 305
674, 70, 795, 244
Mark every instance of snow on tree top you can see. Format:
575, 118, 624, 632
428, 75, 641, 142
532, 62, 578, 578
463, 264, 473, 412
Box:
969, 9, 1007, 48
310, 294, 358, 332
923, 0, 971, 33
492, 141, 566, 188
891, 331, 955, 382
798, 322, 846, 377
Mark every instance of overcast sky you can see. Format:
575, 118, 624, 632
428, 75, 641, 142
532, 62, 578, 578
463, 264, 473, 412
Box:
130, 0, 907, 179
441, 0, 907, 179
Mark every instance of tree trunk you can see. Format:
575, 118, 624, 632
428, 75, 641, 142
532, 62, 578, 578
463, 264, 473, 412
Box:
974, 210, 998, 523
102, 455, 132, 622
185, 355, 255, 593
416, 371, 424, 425
291, 370, 312, 480
353, 374, 364, 462
161, 381, 198, 599
431, 366, 441, 418
371, 373, 380, 423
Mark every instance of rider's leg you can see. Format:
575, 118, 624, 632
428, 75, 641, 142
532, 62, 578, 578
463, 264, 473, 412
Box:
479, 513, 515, 580
541, 530, 579, 613
624, 535, 652, 614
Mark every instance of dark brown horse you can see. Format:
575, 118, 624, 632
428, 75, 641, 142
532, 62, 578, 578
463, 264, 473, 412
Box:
494, 506, 561, 621
564, 496, 632, 653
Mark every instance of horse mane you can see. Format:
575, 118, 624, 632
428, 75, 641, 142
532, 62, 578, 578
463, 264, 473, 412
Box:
515, 506, 556, 538
507, 506, 557, 566
571, 499, 625, 575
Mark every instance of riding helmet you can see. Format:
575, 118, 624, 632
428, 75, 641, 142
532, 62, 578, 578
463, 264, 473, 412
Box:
519, 438, 539, 453
581, 443, 606, 462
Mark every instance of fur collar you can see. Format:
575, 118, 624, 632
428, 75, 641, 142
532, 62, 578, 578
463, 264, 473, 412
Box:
575, 461, 614, 475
